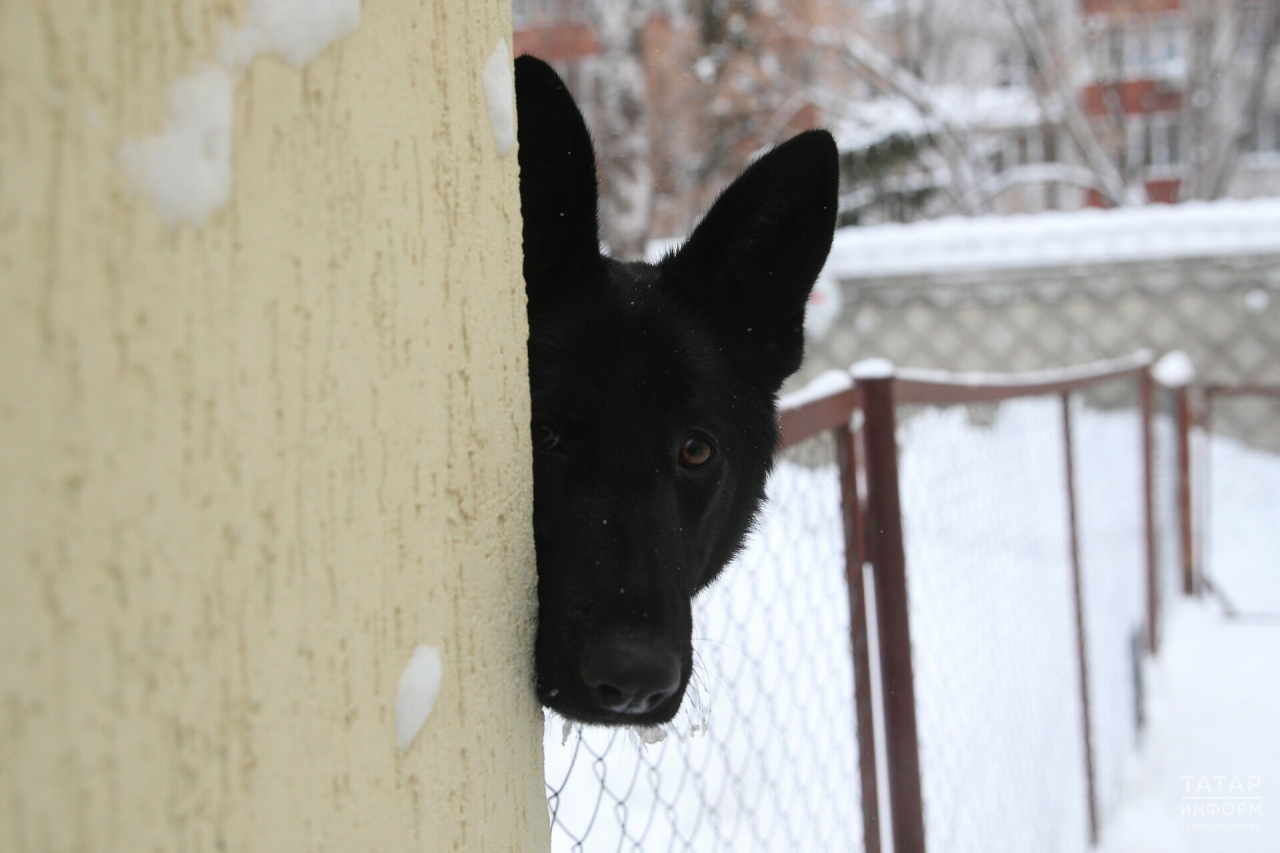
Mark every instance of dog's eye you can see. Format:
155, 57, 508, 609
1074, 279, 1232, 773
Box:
533, 421, 561, 452
679, 433, 715, 469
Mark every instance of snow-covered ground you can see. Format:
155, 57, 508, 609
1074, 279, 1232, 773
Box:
1095, 601, 1280, 853
1205, 433, 1280, 614
544, 396, 1280, 852
1093, 425, 1280, 853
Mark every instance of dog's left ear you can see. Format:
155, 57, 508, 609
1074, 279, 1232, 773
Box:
515, 55, 604, 306
663, 130, 839, 389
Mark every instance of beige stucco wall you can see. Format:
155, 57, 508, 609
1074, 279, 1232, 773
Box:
0, 2, 547, 851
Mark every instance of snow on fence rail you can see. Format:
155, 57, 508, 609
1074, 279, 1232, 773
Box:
543, 352, 1198, 853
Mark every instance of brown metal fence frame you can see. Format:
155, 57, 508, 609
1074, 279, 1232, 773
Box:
776, 351, 1195, 853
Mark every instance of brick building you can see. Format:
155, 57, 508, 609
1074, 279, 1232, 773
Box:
513, 1, 860, 244
514, 1, 1280, 237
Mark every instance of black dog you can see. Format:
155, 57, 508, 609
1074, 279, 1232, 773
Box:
517, 56, 838, 726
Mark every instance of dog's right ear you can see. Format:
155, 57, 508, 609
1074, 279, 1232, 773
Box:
662, 130, 839, 390
515, 56, 604, 303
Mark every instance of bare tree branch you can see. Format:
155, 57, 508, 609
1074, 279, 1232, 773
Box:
588, 0, 653, 258
830, 30, 985, 214
999, 0, 1134, 204
979, 162, 1116, 201
1206, 2, 1280, 197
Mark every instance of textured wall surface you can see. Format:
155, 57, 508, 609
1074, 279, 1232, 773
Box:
0, 1, 547, 850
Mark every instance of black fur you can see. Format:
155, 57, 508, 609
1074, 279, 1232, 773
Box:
517, 56, 838, 725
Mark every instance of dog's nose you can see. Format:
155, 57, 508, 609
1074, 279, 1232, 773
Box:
579, 640, 681, 716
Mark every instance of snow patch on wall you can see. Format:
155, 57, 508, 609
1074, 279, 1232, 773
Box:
220, 0, 360, 69
120, 0, 361, 226
396, 645, 442, 751
118, 65, 235, 228
481, 40, 516, 157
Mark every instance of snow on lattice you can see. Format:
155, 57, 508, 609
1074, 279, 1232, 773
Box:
894, 350, 1153, 387
828, 197, 1280, 280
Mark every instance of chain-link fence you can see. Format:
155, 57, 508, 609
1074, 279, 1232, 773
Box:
543, 430, 868, 852
1071, 383, 1151, 825
888, 364, 1173, 853
1201, 386, 1280, 615
897, 393, 1093, 851
543, 355, 1187, 853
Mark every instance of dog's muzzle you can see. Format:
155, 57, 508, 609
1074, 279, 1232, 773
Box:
579, 637, 682, 716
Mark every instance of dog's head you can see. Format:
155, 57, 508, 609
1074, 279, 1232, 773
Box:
516, 56, 838, 725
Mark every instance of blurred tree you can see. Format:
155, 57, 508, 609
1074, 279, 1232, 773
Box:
837, 132, 937, 226
588, 0, 654, 258
850, 0, 1280, 207
1180, 0, 1280, 199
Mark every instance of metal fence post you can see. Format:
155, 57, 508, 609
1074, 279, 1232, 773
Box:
1175, 386, 1195, 596
1140, 368, 1160, 654
1061, 393, 1099, 845
858, 373, 926, 853
835, 423, 881, 853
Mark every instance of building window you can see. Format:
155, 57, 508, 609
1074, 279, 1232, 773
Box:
1140, 117, 1182, 167
1244, 112, 1280, 154
997, 49, 1014, 87
996, 49, 1032, 88
1243, 123, 1261, 153
1042, 126, 1058, 162
1240, 2, 1266, 51
1108, 26, 1125, 73
1155, 20, 1181, 63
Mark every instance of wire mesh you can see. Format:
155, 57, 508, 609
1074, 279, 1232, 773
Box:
1068, 382, 1147, 821
542, 369, 1170, 853
542, 431, 866, 853
1204, 392, 1280, 614
895, 395, 1092, 853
